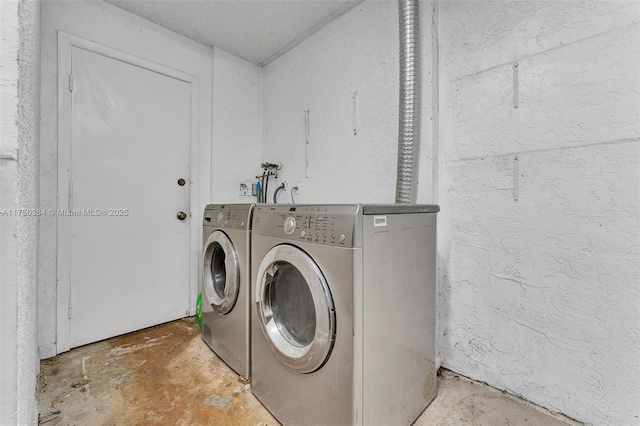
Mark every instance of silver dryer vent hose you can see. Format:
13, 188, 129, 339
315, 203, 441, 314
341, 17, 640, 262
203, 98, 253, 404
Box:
395, 0, 420, 204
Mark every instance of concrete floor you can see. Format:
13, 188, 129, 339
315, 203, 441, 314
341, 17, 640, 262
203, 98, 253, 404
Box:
37, 319, 580, 425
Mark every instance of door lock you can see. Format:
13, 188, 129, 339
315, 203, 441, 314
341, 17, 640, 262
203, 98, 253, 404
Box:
177, 178, 186, 186
177, 211, 187, 220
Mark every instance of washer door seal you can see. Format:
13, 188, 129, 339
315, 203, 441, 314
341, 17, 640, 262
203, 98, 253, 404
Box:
203, 230, 240, 315
256, 244, 335, 374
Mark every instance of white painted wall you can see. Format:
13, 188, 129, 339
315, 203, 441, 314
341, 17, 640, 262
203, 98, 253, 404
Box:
38, 0, 213, 358
210, 47, 261, 203
1, 0, 41, 423
437, 2, 640, 425
261, 0, 435, 204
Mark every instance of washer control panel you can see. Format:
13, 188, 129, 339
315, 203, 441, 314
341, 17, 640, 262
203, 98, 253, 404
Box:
253, 205, 359, 247
203, 204, 253, 230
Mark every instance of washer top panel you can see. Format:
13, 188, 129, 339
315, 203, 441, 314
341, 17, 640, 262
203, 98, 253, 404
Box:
203, 203, 254, 230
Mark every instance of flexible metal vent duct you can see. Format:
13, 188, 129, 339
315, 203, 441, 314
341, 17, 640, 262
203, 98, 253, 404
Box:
395, 0, 420, 204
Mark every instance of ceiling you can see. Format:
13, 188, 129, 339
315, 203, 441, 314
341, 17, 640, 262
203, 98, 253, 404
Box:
106, 0, 364, 66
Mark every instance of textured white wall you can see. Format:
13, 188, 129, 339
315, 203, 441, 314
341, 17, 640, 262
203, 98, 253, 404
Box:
18, 0, 639, 423
1, 1, 21, 419
210, 47, 261, 203
16, 0, 40, 422
262, 0, 639, 424
38, 0, 213, 358
261, 0, 435, 204
1, 0, 40, 424
437, 2, 640, 425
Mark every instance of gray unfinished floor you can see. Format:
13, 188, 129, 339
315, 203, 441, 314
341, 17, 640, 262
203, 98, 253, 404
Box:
37, 319, 580, 425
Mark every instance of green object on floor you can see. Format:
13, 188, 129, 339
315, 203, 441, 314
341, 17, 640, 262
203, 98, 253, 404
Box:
195, 293, 203, 327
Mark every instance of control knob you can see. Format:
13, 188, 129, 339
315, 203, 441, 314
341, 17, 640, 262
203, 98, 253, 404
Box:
284, 216, 297, 235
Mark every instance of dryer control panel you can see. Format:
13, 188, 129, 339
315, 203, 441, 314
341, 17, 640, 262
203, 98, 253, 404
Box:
253, 205, 359, 247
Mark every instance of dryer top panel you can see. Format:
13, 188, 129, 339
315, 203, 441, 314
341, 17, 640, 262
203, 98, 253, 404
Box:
203, 203, 254, 230
362, 204, 440, 215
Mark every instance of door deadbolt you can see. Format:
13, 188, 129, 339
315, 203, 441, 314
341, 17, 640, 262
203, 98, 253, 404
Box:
177, 178, 186, 186
177, 211, 187, 220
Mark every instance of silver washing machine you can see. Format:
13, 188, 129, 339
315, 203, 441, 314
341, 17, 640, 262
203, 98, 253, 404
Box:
250, 204, 439, 425
202, 204, 254, 381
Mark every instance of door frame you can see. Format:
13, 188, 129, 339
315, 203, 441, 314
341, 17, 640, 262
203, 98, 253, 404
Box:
56, 32, 201, 353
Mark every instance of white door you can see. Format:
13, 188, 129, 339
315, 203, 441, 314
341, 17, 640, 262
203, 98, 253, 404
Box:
67, 46, 191, 348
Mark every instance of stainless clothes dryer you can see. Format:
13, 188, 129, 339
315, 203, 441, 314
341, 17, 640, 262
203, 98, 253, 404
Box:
202, 204, 253, 381
250, 204, 439, 425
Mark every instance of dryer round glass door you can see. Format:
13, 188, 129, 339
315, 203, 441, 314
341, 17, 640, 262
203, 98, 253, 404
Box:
203, 230, 240, 315
255, 244, 335, 374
